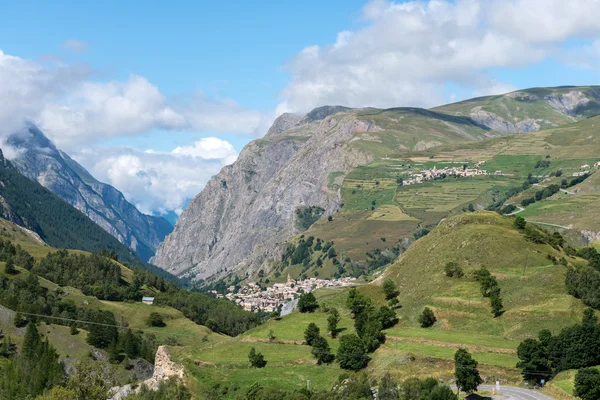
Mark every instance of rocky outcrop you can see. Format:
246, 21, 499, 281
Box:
545, 90, 590, 116
152, 111, 375, 280
109, 346, 185, 400
266, 113, 303, 136
469, 108, 540, 134
7, 125, 173, 261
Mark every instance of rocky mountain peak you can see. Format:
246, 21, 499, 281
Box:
5, 124, 173, 261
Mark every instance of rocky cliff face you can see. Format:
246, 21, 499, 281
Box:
151, 110, 375, 280
109, 346, 185, 400
7, 125, 173, 261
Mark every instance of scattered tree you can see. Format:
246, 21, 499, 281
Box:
304, 322, 321, 346
4, 256, 16, 274
337, 334, 369, 371
146, 312, 166, 327
444, 262, 464, 278
454, 348, 482, 395
419, 307, 437, 328
490, 294, 504, 317
376, 306, 399, 329
248, 347, 267, 368
311, 335, 335, 365
70, 323, 79, 335
327, 308, 341, 338
468, 203, 475, 212
382, 278, 399, 300
298, 292, 319, 313
514, 216, 527, 230
346, 288, 372, 317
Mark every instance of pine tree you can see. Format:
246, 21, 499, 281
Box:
327, 308, 341, 338
108, 339, 119, 364
419, 307, 437, 328
304, 322, 321, 346
311, 335, 335, 365
248, 347, 267, 368
4, 256, 16, 274
22, 322, 41, 359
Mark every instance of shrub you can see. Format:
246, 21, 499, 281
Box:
419, 307, 436, 328
298, 292, 319, 313
146, 312, 166, 327
444, 262, 464, 278
248, 347, 267, 368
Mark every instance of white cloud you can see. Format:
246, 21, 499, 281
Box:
0, 49, 90, 137
74, 138, 238, 215
279, 0, 600, 112
0, 50, 274, 150
62, 39, 89, 53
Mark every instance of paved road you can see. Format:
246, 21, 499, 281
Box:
455, 385, 555, 400
506, 206, 525, 216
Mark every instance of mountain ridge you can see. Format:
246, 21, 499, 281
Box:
7, 125, 173, 261
153, 85, 600, 283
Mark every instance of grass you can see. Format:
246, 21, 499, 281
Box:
375, 212, 588, 339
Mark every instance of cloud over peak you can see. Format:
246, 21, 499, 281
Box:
278, 0, 600, 113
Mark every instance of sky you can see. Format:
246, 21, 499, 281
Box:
1, 0, 600, 217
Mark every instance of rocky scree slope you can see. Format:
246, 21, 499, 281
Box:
7, 125, 173, 261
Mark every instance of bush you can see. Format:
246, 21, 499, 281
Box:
337, 334, 369, 371
444, 262, 464, 278
419, 307, 437, 328
311, 335, 335, 365
248, 347, 267, 368
298, 292, 319, 313
514, 216, 527, 230
146, 312, 166, 327
382, 278, 399, 300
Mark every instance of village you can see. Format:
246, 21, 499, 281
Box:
402, 161, 502, 186
212, 275, 357, 313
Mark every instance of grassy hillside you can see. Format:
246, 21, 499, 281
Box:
377, 212, 587, 338
295, 113, 600, 283
434, 86, 600, 130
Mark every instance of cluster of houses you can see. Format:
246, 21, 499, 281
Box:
575, 162, 600, 177
218, 275, 357, 313
402, 162, 501, 186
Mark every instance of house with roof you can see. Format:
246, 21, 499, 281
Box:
142, 296, 155, 305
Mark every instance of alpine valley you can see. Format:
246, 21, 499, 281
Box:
3, 86, 600, 400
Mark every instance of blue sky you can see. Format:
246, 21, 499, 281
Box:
1, 0, 367, 151
1, 0, 599, 215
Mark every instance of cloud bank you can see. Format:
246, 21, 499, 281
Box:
278, 0, 600, 112
74, 137, 238, 216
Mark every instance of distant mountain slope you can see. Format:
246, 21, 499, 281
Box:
153, 86, 600, 283
0, 149, 142, 265
7, 125, 173, 261
434, 86, 600, 133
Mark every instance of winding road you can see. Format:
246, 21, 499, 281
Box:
454, 385, 555, 400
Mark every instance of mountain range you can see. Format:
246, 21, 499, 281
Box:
7, 125, 173, 261
152, 85, 600, 284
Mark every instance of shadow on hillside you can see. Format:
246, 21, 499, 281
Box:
465, 395, 492, 400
